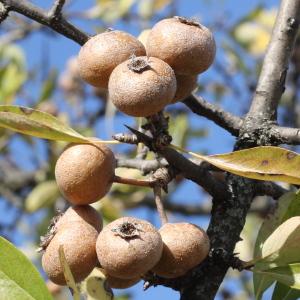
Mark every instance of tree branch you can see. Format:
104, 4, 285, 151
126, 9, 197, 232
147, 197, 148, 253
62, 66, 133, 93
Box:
0, 2, 9, 23
116, 157, 168, 174
272, 125, 300, 145
247, 0, 300, 121
140, 195, 275, 216
113, 175, 155, 188
159, 147, 230, 201
0, 0, 89, 45
154, 185, 168, 225
183, 94, 243, 136
179, 1, 300, 299
48, 0, 66, 19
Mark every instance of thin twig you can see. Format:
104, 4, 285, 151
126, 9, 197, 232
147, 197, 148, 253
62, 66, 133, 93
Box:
183, 94, 243, 136
113, 175, 155, 188
272, 125, 300, 145
0, 0, 89, 45
116, 157, 168, 174
48, 0, 66, 19
154, 185, 168, 225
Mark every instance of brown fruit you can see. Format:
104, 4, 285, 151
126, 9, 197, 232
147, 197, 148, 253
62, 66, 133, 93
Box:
96, 217, 163, 279
55, 143, 116, 205
146, 17, 216, 75
78, 30, 146, 88
152, 222, 210, 278
42, 223, 98, 285
105, 274, 140, 289
108, 56, 176, 117
172, 74, 198, 103
56, 205, 103, 232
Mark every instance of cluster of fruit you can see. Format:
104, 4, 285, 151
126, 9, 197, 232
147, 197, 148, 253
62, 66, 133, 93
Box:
78, 16, 216, 116
42, 205, 210, 289
41, 16, 215, 290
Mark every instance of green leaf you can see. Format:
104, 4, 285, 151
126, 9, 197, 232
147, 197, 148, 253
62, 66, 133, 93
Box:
58, 246, 80, 300
253, 191, 300, 299
169, 114, 189, 147
179, 145, 300, 185
0, 64, 27, 104
38, 71, 57, 103
253, 275, 274, 300
272, 281, 300, 300
256, 263, 300, 290
251, 217, 300, 297
25, 181, 60, 213
0, 105, 88, 143
0, 237, 52, 300
258, 217, 300, 268
0, 44, 27, 104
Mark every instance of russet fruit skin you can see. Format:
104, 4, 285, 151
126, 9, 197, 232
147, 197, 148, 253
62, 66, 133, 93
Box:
108, 56, 176, 117
105, 274, 140, 289
146, 17, 216, 75
152, 222, 210, 278
55, 143, 116, 205
56, 205, 103, 232
96, 217, 163, 279
172, 74, 198, 103
42, 223, 98, 285
78, 30, 146, 88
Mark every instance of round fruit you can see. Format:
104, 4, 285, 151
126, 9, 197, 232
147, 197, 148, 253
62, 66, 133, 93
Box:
55, 143, 116, 205
146, 17, 216, 75
152, 222, 210, 278
42, 223, 98, 285
108, 56, 176, 117
56, 205, 103, 232
172, 74, 198, 103
96, 217, 163, 279
78, 30, 146, 88
105, 274, 140, 289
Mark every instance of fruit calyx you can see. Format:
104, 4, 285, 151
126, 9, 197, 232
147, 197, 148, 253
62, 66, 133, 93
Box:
174, 16, 201, 28
37, 210, 63, 252
127, 55, 150, 73
111, 221, 143, 239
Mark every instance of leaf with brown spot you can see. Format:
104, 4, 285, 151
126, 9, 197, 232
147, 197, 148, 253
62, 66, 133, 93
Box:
172, 145, 300, 185
0, 105, 88, 143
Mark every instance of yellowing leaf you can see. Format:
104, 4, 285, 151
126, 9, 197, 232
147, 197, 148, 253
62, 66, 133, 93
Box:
232, 7, 276, 55
256, 7, 277, 29
177, 145, 300, 185
0, 105, 88, 143
153, 0, 172, 10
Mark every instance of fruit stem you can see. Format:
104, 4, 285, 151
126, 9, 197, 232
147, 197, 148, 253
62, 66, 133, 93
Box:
113, 175, 155, 187
154, 185, 168, 225
88, 138, 121, 145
